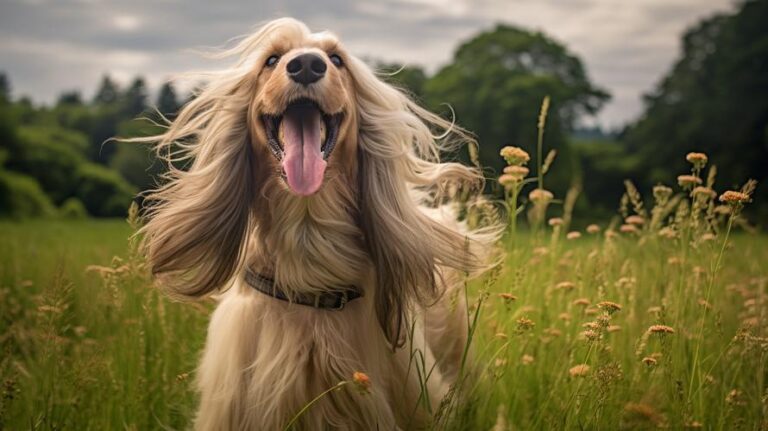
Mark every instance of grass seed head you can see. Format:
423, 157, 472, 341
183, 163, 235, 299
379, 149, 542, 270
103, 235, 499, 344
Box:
653, 184, 673, 201
598, 301, 622, 314
569, 364, 590, 377
648, 325, 675, 335
498, 293, 517, 302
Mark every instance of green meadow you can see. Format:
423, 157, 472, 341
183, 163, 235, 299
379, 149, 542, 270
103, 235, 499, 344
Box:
1, 205, 766, 429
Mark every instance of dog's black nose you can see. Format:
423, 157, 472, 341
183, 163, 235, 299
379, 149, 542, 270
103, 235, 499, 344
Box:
286, 53, 327, 86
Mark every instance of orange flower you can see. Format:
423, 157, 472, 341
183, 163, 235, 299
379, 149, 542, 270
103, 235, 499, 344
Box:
352, 371, 372, 393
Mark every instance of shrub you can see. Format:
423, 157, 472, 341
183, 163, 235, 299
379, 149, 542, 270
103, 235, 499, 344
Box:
75, 163, 136, 217
6, 126, 89, 204
59, 197, 89, 219
0, 169, 55, 218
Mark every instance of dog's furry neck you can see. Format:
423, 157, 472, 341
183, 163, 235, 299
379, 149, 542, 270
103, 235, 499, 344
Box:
248, 172, 369, 296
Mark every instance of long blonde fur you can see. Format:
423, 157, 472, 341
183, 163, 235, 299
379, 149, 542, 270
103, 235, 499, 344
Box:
133, 18, 501, 430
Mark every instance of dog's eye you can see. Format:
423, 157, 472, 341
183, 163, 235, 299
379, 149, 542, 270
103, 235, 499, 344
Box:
329, 54, 343, 67
265, 55, 280, 67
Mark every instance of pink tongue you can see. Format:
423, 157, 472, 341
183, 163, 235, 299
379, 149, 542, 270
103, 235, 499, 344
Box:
282, 106, 327, 196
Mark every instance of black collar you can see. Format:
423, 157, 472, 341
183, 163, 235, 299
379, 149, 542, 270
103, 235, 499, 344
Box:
243, 269, 362, 310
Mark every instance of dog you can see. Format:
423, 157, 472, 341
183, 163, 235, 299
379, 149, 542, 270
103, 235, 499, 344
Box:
137, 18, 499, 430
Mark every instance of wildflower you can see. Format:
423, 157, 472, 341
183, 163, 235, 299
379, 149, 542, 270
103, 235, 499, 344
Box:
498, 174, 518, 189
500, 146, 530, 166
543, 328, 562, 337
597, 301, 622, 314
573, 298, 590, 307
607, 325, 622, 333
558, 312, 572, 321
503, 165, 529, 180
700, 232, 716, 242
648, 325, 675, 335
677, 175, 703, 188
548, 217, 564, 227
494, 358, 507, 368
620, 224, 639, 234
521, 354, 534, 365
566, 231, 581, 240
667, 256, 681, 265
583, 322, 600, 330
529, 188, 554, 204
658, 227, 677, 239
653, 184, 673, 201
604, 230, 617, 239
625, 215, 645, 225
692, 186, 716, 199
498, 292, 516, 300
725, 389, 745, 406
719, 190, 750, 204
176, 372, 190, 381
556, 281, 576, 291
615, 277, 636, 289
569, 364, 590, 377
647, 306, 662, 314
352, 371, 372, 393
686, 152, 708, 168
516, 317, 535, 331
582, 330, 600, 341
641, 356, 658, 366
586, 224, 600, 234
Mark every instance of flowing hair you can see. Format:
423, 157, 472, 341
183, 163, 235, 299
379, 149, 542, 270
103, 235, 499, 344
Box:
127, 18, 501, 347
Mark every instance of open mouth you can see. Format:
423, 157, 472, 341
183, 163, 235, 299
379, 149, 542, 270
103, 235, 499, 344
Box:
261, 98, 343, 196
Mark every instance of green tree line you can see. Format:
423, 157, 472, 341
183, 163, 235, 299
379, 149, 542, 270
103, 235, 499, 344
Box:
0, 0, 765, 219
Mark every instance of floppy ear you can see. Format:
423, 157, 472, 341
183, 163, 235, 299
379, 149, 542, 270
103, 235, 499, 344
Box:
138, 87, 256, 299
132, 18, 317, 299
348, 57, 494, 347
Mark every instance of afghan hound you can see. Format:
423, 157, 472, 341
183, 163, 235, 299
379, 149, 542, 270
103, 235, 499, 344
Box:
136, 18, 500, 430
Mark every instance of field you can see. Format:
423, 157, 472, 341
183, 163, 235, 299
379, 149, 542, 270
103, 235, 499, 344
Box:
1, 204, 766, 429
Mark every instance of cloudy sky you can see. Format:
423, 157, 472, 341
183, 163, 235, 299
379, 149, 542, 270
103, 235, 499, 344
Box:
1, 0, 737, 128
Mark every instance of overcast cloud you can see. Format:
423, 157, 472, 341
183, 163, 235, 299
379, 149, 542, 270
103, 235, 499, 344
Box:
0, 0, 737, 128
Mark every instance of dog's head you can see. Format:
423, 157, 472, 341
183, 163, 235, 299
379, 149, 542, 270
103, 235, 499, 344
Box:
136, 18, 496, 346
249, 26, 356, 196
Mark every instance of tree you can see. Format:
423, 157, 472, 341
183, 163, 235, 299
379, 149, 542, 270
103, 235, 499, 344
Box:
156, 82, 181, 117
622, 0, 768, 215
57, 91, 83, 106
122, 76, 148, 117
93, 74, 120, 105
0, 72, 9, 103
375, 62, 427, 100
424, 25, 609, 195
